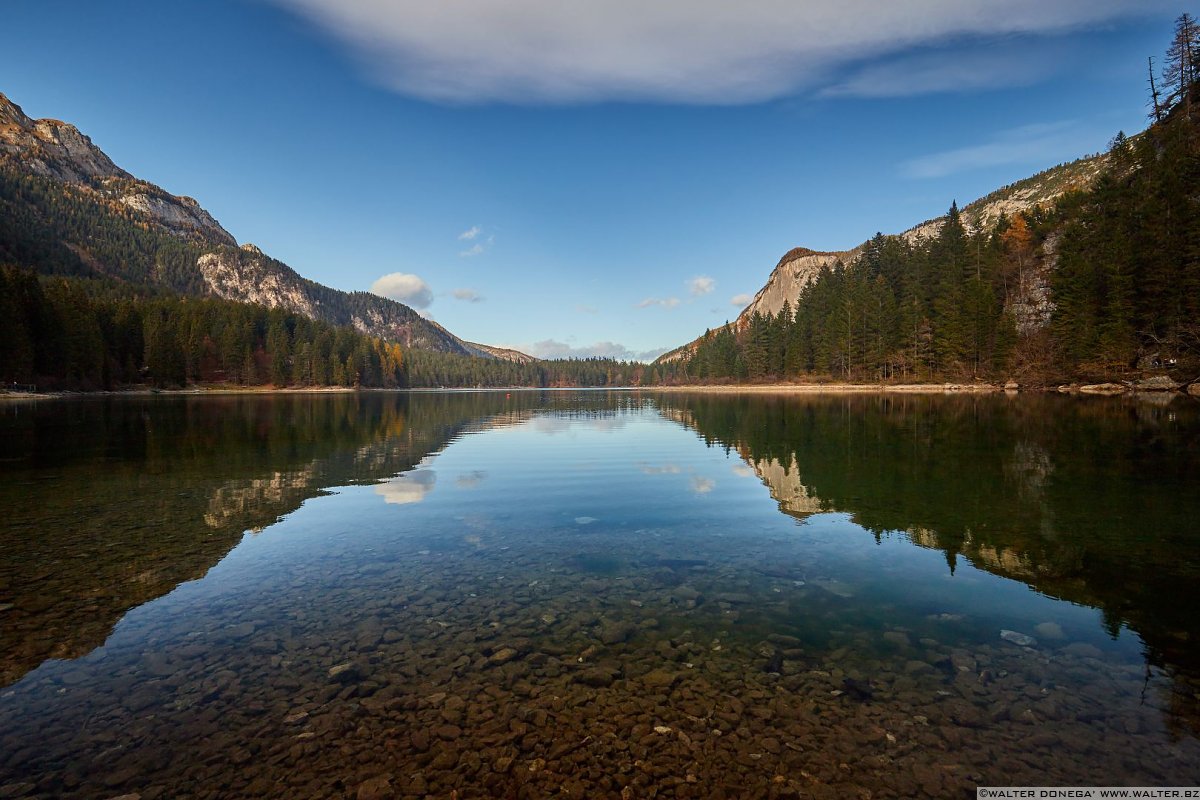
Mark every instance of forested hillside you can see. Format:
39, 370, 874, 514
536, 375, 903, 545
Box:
668, 23, 1200, 386
0, 268, 406, 389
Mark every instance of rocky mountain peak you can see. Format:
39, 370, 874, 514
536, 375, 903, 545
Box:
0, 92, 127, 182
1, 90, 236, 246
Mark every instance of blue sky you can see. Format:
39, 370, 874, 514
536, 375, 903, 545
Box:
1, 1, 1183, 359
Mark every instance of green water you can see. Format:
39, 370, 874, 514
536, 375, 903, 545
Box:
0, 391, 1197, 798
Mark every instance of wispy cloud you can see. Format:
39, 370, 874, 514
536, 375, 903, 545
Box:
268, 0, 1165, 104
457, 225, 493, 256
636, 297, 681, 310
687, 276, 715, 297
730, 293, 753, 307
900, 120, 1091, 179
575, 304, 598, 315
516, 339, 669, 362
451, 287, 484, 303
370, 272, 434, 309
821, 43, 1058, 99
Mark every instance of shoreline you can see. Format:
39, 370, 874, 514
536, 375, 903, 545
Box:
3, 380, 1195, 401
645, 382, 1007, 394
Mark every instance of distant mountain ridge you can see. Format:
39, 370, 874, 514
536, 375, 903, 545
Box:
657, 151, 1108, 364
0, 91, 530, 362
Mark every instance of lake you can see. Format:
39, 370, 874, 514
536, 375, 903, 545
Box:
1, 390, 1198, 798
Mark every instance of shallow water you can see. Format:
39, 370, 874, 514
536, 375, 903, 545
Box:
1, 391, 1198, 798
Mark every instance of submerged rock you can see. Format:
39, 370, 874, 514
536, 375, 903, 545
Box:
598, 621, 636, 645
1000, 630, 1037, 647
842, 677, 874, 702
356, 775, 393, 800
641, 669, 681, 689
576, 666, 620, 687
488, 647, 519, 665
328, 662, 362, 683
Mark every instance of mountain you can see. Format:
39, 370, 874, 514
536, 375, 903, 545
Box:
656, 151, 1108, 365
0, 91, 529, 362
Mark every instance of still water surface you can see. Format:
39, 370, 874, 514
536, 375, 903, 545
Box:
1, 391, 1198, 798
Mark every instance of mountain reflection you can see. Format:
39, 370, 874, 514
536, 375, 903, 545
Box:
0, 391, 604, 687
657, 392, 1200, 680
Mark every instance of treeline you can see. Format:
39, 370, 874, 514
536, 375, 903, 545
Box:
1051, 121, 1200, 373
404, 348, 653, 388
676, 25, 1200, 385
0, 270, 406, 389
0, 269, 670, 391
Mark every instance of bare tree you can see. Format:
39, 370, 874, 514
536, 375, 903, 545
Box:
1163, 12, 1199, 115
1148, 55, 1164, 123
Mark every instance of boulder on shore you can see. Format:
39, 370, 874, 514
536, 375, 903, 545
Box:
1078, 383, 1126, 395
1134, 375, 1180, 391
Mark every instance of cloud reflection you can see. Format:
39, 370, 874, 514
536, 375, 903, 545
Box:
456, 470, 488, 488
375, 469, 437, 505
640, 463, 682, 475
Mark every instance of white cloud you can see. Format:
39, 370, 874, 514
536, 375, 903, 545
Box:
900, 121, 1091, 179
451, 287, 484, 303
687, 276, 715, 297
370, 272, 434, 309
458, 225, 482, 240
460, 243, 485, 257
731, 293, 754, 307
636, 297, 681, 310
516, 339, 669, 362
375, 469, 437, 505
821, 44, 1058, 99
266, 0, 1167, 104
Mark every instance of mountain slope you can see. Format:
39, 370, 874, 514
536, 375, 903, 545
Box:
657, 151, 1107, 364
0, 91, 529, 361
